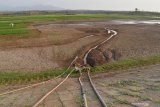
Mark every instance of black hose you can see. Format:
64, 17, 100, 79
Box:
78, 70, 88, 107
87, 70, 107, 107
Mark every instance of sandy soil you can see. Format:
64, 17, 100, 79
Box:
0, 65, 159, 107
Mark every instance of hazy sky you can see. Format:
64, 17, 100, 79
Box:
1, 0, 160, 12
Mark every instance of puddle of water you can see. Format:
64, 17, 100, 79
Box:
111, 20, 160, 25
38, 20, 160, 29
65, 23, 91, 26
140, 20, 160, 24
153, 17, 160, 19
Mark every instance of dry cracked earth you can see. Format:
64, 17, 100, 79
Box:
0, 20, 160, 107
0, 21, 160, 72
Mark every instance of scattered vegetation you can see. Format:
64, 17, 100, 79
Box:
154, 100, 160, 104
119, 91, 152, 101
108, 80, 137, 87
147, 85, 160, 91
75, 96, 84, 107
92, 55, 160, 72
0, 55, 160, 85
110, 95, 130, 105
127, 87, 144, 93
107, 102, 114, 107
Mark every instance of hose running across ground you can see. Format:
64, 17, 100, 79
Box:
0, 56, 78, 96
80, 28, 118, 107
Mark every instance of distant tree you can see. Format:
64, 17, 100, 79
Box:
135, 8, 138, 12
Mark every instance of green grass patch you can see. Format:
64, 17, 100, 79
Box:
0, 21, 27, 29
91, 55, 160, 72
0, 13, 159, 36
0, 13, 159, 22
0, 68, 72, 85
0, 29, 29, 35
0, 55, 160, 85
0, 21, 30, 35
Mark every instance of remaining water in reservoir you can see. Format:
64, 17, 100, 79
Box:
111, 20, 160, 25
